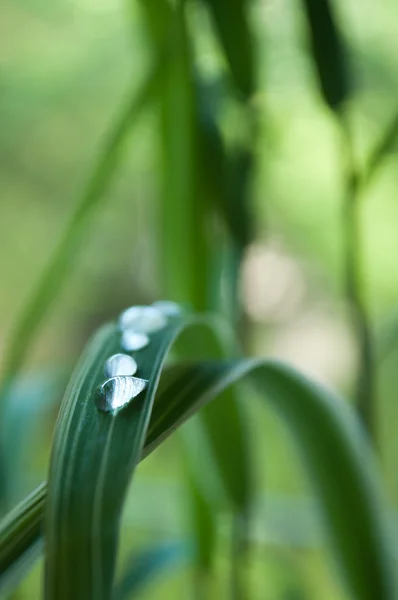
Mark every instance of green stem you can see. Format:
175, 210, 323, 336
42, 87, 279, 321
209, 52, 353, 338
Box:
339, 119, 375, 441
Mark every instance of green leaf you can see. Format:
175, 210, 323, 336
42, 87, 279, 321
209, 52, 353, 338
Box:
44, 317, 189, 600
197, 83, 254, 322
147, 360, 395, 600
159, 5, 209, 311
114, 541, 189, 600
201, 0, 254, 98
300, 0, 350, 110
3, 326, 394, 600
0, 482, 45, 595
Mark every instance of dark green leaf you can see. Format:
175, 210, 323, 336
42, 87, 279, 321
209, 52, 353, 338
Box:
3, 335, 394, 600
300, 0, 350, 110
147, 360, 395, 600
44, 317, 189, 600
201, 0, 254, 98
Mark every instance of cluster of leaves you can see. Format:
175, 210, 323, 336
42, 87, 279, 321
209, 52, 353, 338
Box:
1, 311, 396, 600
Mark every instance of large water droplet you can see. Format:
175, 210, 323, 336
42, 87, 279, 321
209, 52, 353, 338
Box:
121, 329, 150, 352
94, 376, 148, 414
118, 306, 167, 333
104, 353, 137, 378
152, 300, 182, 316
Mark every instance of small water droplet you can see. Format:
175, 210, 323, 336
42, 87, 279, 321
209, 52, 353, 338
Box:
121, 330, 150, 352
152, 300, 182, 316
94, 376, 148, 413
119, 306, 167, 333
104, 353, 137, 378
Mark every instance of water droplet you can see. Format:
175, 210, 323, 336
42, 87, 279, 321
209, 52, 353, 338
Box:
94, 376, 148, 414
104, 353, 137, 378
119, 306, 167, 333
121, 329, 150, 351
152, 300, 182, 316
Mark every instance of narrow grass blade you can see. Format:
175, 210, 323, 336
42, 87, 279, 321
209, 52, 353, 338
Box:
159, 5, 209, 311
300, 0, 349, 110
44, 315, 191, 600
201, 0, 254, 98
0, 482, 45, 593
114, 541, 189, 600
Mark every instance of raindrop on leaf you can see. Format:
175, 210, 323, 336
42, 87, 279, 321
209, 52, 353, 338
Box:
104, 353, 137, 378
94, 376, 148, 414
119, 306, 167, 333
121, 330, 150, 352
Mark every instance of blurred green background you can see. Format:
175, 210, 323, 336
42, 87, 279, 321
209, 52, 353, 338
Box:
1, 0, 398, 597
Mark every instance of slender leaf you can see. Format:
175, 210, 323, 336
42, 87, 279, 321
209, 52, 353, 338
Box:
300, 0, 350, 110
201, 0, 254, 98
160, 5, 209, 311
44, 315, 190, 600
0, 482, 45, 593
147, 360, 395, 600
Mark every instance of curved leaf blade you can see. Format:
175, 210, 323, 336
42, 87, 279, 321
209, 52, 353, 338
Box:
146, 360, 395, 600
4, 330, 394, 600
45, 316, 189, 600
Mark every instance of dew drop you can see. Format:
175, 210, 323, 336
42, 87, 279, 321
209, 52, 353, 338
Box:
152, 300, 182, 316
121, 329, 150, 352
104, 353, 137, 378
119, 306, 167, 333
94, 376, 148, 414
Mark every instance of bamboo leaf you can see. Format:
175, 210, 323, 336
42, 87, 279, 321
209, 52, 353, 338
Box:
147, 360, 395, 600
201, 0, 254, 98
2, 320, 394, 600
44, 316, 190, 600
300, 0, 350, 110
